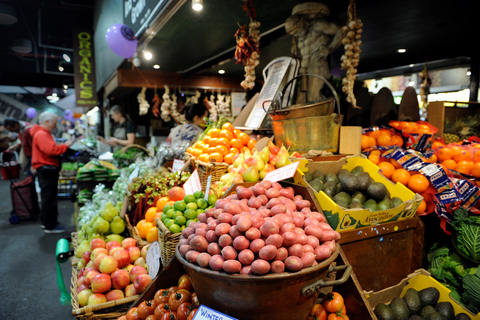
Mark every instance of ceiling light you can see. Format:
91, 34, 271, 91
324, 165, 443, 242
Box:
192, 0, 203, 11
397, 48, 406, 53
143, 50, 152, 60
63, 53, 71, 63
467, 70, 471, 76
58, 63, 65, 72
86, 106, 99, 117
218, 69, 225, 74
0, 4, 18, 25
153, 64, 160, 69
408, 81, 415, 87
11, 39, 32, 53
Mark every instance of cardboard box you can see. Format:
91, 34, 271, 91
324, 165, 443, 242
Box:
365, 269, 478, 319
294, 156, 423, 232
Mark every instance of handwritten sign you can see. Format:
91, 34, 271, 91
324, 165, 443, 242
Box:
183, 169, 202, 195
263, 161, 300, 183
193, 305, 238, 320
172, 159, 185, 173
146, 241, 161, 278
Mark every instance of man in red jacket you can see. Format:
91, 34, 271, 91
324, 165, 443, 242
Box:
30, 111, 72, 233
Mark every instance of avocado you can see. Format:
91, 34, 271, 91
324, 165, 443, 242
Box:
335, 182, 342, 194
427, 312, 447, 320
324, 186, 335, 198
378, 198, 394, 210
312, 169, 325, 182
340, 214, 357, 230
304, 171, 314, 182
351, 191, 366, 204
390, 296, 410, 320
351, 165, 364, 176
363, 199, 379, 212
435, 302, 454, 320
309, 178, 324, 192
340, 173, 360, 195
374, 303, 396, 320
357, 172, 373, 192
367, 182, 388, 202
333, 192, 351, 205
409, 316, 424, 320
403, 288, 422, 315
391, 197, 403, 208
420, 305, 437, 319
455, 313, 472, 320
325, 172, 339, 183
419, 287, 440, 307
348, 200, 364, 209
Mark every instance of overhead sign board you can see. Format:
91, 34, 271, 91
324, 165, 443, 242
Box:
123, 0, 168, 36
73, 29, 98, 109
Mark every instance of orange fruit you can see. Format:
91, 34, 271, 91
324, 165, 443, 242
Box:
217, 137, 231, 149
471, 162, 480, 178
410, 122, 419, 132
389, 121, 401, 129
453, 150, 473, 162
137, 219, 153, 239
450, 145, 462, 156
474, 151, 480, 162
391, 158, 403, 169
391, 135, 404, 147
199, 153, 209, 163
402, 122, 414, 133
216, 145, 229, 156
237, 132, 251, 146
247, 139, 257, 150
371, 149, 381, 156
230, 147, 240, 154
377, 134, 392, 147
361, 135, 371, 149
209, 137, 218, 147
202, 135, 211, 145
186, 146, 194, 155
208, 128, 220, 138
436, 147, 453, 162
442, 159, 457, 170
230, 138, 243, 149
233, 129, 242, 138
366, 130, 381, 139
455, 161, 473, 175
209, 152, 223, 163
146, 227, 158, 243
391, 168, 411, 185
145, 207, 158, 223
379, 128, 392, 136
219, 129, 233, 141
431, 141, 444, 150
378, 161, 395, 179
427, 154, 437, 163
368, 153, 380, 164
407, 174, 430, 193
416, 200, 427, 215
223, 153, 235, 164
222, 122, 235, 133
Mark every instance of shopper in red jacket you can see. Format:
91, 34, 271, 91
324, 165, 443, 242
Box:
30, 111, 72, 233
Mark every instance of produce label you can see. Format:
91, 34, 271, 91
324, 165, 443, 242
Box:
263, 161, 300, 183
193, 305, 238, 320
183, 169, 202, 195
146, 241, 161, 278
172, 159, 185, 173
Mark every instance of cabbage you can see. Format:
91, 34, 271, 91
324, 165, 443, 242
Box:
463, 268, 480, 314
452, 208, 480, 263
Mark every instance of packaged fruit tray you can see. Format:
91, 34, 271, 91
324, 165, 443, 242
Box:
294, 156, 423, 232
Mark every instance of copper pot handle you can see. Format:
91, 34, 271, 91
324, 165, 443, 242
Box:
301, 264, 353, 297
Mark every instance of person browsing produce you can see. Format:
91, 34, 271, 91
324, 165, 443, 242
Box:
166, 103, 208, 145
97, 105, 135, 151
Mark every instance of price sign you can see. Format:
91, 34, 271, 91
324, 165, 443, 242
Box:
263, 161, 300, 183
193, 305, 238, 320
128, 166, 140, 183
146, 241, 161, 278
172, 159, 185, 173
183, 169, 202, 195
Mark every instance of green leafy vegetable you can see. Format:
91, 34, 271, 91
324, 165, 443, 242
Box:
452, 208, 480, 263
463, 268, 480, 314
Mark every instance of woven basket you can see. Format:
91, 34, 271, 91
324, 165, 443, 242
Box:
192, 158, 229, 190
156, 217, 181, 265
70, 263, 138, 319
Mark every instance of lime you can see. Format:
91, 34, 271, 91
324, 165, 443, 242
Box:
165, 209, 175, 219
196, 198, 208, 209
196, 208, 205, 215
184, 209, 197, 220
186, 202, 198, 211
173, 200, 186, 212
207, 193, 217, 206
161, 213, 169, 222
186, 219, 196, 227
175, 215, 187, 226
184, 194, 196, 204
169, 224, 181, 234
194, 190, 205, 199
165, 219, 175, 228
173, 211, 184, 219
163, 204, 173, 214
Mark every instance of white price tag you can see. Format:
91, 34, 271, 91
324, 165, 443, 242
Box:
183, 169, 202, 195
146, 241, 161, 279
193, 305, 238, 320
172, 159, 185, 173
263, 161, 300, 183
128, 166, 139, 183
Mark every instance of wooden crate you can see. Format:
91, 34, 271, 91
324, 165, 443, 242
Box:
427, 101, 480, 137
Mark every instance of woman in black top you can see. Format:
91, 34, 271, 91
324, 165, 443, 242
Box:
97, 105, 135, 151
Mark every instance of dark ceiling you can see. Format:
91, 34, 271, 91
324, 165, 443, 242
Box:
0, 0, 476, 92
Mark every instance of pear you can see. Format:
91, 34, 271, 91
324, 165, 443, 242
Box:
110, 216, 126, 235
100, 202, 118, 222
105, 233, 124, 243
252, 155, 265, 171
243, 166, 260, 182
93, 217, 110, 234
88, 232, 103, 242
75, 240, 91, 258
259, 146, 271, 163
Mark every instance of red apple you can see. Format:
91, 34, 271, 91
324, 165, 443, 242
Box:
123, 264, 134, 273
109, 246, 124, 256
77, 275, 86, 287
141, 244, 150, 260
134, 274, 152, 293
78, 267, 86, 277
82, 251, 92, 264
122, 237, 137, 249
88, 293, 107, 306
91, 273, 112, 293
77, 259, 85, 270
106, 289, 125, 301
111, 269, 130, 290
133, 257, 147, 268
93, 253, 107, 269
106, 240, 122, 252
99, 255, 118, 274
84, 269, 100, 287
77, 288, 93, 307
129, 265, 147, 283
85, 260, 96, 270
127, 246, 141, 263
90, 238, 106, 251
77, 284, 88, 294
91, 248, 108, 260
112, 249, 131, 269
124, 283, 137, 298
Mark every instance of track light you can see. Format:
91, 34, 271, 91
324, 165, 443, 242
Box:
58, 62, 65, 72
143, 50, 152, 60
192, 0, 203, 11
63, 53, 71, 62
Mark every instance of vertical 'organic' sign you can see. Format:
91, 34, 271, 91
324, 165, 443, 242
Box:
73, 29, 98, 109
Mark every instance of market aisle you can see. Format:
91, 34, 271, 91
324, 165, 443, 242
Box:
0, 174, 75, 319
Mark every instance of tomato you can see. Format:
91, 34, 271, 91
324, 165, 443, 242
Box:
327, 314, 349, 320
161, 311, 178, 320
126, 307, 140, 320
167, 286, 179, 293
137, 300, 155, 319
323, 292, 344, 313
145, 316, 157, 320
169, 290, 192, 311
341, 305, 347, 314
154, 303, 172, 319
154, 289, 172, 306
177, 275, 193, 292
190, 292, 200, 308
186, 309, 198, 320
312, 304, 327, 320
118, 316, 127, 320
177, 302, 194, 320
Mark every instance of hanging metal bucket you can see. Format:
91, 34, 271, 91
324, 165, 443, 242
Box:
264, 74, 343, 153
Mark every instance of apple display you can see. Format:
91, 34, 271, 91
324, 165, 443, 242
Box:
98, 255, 118, 274
82, 251, 92, 264
111, 269, 130, 290
122, 237, 137, 249
106, 240, 122, 253
133, 257, 147, 268
129, 265, 147, 283
90, 238, 106, 251
127, 246, 140, 263
106, 289, 124, 301
133, 274, 152, 293
77, 284, 87, 294
84, 269, 100, 287
124, 283, 137, 298
77, 288, 93, 307
88, 293, 107, 306
112, 249, 131, 269
93, 253, 107, 269
91, 273, 112, 293
123, 264, 134, 273
91, 248, 108, 261
140, 244, 150, 260
108, 246, 124, 256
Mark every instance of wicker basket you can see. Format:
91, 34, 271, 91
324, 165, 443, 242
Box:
192, 158, 229, 190
70, 262, 138, 319
156, 217, 181, 265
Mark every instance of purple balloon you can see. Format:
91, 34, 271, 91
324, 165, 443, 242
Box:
105, 24, 137, 59
64, 109, 73, 121
26, 107, 37, 118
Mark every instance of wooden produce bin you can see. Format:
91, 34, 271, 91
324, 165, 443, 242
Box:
338, 215, 425, 292
427, 101, 480, 137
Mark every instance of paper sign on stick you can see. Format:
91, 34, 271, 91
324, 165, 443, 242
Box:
263, 161, 300, 183
193, 305, 238, 320
183, 169, 202, 195
146, 241, 161, 278
172, 159, 185, 173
